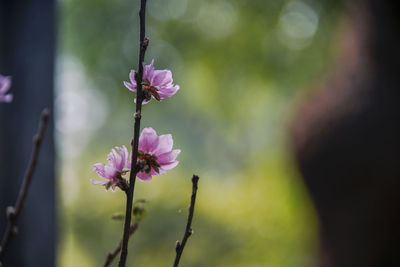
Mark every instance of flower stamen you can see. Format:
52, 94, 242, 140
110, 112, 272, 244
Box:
142, 80, 161, 101
138, 150, 161, 174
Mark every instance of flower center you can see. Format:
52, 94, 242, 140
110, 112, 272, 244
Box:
138, 150, 160, 174
142, 79, 161, 101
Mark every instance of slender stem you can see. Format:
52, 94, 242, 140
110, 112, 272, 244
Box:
118, 1, 148, 266
103, 223, 139, 267
0, 108, 50, 264
173, 175, 200, 267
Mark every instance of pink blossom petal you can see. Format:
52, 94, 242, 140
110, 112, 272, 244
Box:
3, 94, 13, 103
133, 97, 150, 105
0, 95, 13, 103
91, 179, 108, 185
104, 165, 117, 179
157, 85, 179, 98
92, 146, 131, 190
93, 163, 106, 177
147, 167, 165, 176
153, 134, 173, 155
137, 171, 153, 181
160, 70, 173, 85
129, 70, 136, 85
143, 59, 155, 80
107, 149, 117, 165
127, 152, 132, 169
0, 75, 12, 103
138, 127, 159, 153
119, 146, 128, 169
0, 76, 11, 93
158, 149, 181, 165
124, 81, 136, 92
151, 70, 169, 86
160, 160, 179, 171
115, 146, 128, 170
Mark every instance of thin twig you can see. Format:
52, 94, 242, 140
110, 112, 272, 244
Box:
173, 175, 200, 267
103, 223, 138, 267
0, 108, 50, 264
118, 0, 148, 266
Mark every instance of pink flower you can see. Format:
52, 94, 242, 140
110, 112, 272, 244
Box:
124, 60, 179, 104
92, 145, 130, 191
136, 127, 180, 181
0, 75, 13, 103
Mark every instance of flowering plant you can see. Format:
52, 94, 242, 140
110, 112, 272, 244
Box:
91, 3, 198, 266
124, 60, 179, 104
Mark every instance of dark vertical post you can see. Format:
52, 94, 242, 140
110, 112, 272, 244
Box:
0, 0, 55, 266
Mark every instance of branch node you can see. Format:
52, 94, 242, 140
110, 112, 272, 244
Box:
134, 111, 141, 119
143, 37, 149, 48
6, 207, 16, 221
175, 241, 181, 252
117, 180, 130, 193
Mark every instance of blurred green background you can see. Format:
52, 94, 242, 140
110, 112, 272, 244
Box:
56, 0, 342, 266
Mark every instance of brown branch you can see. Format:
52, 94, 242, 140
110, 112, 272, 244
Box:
118, 0, 148, 266
173, 175, 200, 267
0, 108, 50, 264
103, 223, 138, 267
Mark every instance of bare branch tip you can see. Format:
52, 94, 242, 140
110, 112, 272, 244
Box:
192, 174, 199, 183
175, 241, 181, 252
143, 37, 149, 46
41, 108, 50, 120
33, 135, 39, 143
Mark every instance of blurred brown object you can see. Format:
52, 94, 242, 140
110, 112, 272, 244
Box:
290, 0, 400, 266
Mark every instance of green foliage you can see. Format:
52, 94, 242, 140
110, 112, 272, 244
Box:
111, 212, 125, 221
133, 200, 147, 222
